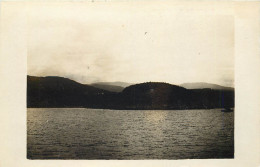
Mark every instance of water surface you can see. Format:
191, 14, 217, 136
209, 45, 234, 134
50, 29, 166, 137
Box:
27, 108, 234, 159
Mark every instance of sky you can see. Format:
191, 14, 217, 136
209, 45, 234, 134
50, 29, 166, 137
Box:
27, 2, 234, 87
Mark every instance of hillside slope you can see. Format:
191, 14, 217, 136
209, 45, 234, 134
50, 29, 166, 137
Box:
27, 76, 112, 108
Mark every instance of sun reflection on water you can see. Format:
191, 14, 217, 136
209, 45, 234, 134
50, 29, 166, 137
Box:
144, 110, 168, 124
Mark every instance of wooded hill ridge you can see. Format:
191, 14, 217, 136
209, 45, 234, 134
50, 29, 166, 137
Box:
27, 76, 234, 109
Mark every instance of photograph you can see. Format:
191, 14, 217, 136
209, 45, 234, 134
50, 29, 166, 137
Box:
26, 2, 235, 159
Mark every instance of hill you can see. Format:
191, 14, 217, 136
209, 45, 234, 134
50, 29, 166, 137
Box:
117, 82, 234, 109
27, 76, 234, 109
180, 82, 234, 90
118, 82, 194, 109
27, 76, 113, 108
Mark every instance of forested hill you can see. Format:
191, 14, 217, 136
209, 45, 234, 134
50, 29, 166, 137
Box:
27, 76, 113, 108
27, 76, 234, 109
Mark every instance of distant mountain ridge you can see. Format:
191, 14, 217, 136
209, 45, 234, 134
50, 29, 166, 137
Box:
27, 76, 234, 109
180, 82, 234, 90
91, 81, 133, 88
90, 83, 124, 92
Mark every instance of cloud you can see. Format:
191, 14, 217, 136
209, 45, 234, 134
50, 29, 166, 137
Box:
27, 4, 234, 87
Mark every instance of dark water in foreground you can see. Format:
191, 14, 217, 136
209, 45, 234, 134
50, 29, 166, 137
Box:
27, 108, 234, 159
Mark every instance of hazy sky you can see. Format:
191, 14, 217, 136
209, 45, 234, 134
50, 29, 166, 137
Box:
27, 3, 234, 87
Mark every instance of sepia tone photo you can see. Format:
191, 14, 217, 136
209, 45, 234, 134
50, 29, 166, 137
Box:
26, 2, 235, 159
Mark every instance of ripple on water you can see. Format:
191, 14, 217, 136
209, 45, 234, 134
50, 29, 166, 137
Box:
27, 108, 234, 159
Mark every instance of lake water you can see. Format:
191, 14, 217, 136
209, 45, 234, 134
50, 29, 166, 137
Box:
27, 108, 234, 159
